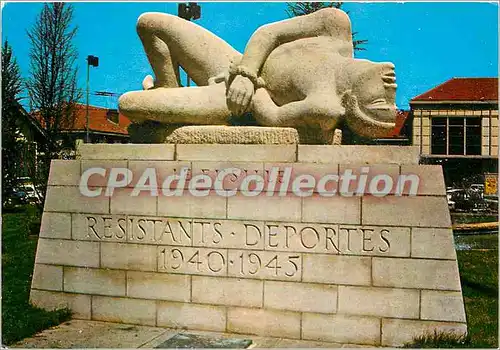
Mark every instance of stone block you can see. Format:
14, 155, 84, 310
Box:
263, 223, 409, 257
191, 161, 265, 192
411, 228, 456, 260
64, 267, 125, 296
165, 126, 300, 144
338, 286, 419, 318
297, 145, 419, 165
227, 192, 301, 221
72, 214, 128, 242
302, 255, 371, 285
157, 301, 226, 331
110, 188, 157, 216
48, 160, 81, 186
302, 195, 361, 225
158, 246, 227, 277
338, 164, 400, 196
92, 295, 156, 326
192, 276, 263, 307
362, 196, 451, 228
127, 271, 190, 302
302, 313, 380, 345
336, 226, 410, 257
127, 160, 192, 190
78, 144, 175, 160
157, 192, 226, 219
40, 212, 71, 239
264, 281, 337, 313
263, 222, 340, 254
30, 290, 91, 319
176, 144, 296, 162
372, 258, 461, 290
81, 160, 128, 187
228, 250, 302, 281
421, 290, 466, 322
227, 307, 300, 339
31, 264, 63, 291
263, 162, 339, 194
192, 220, 265, 250
44, 186, 109, 214
381, 319, 467, 347
101, 243, 157, 271
399, 165, 446, 196
35, 239, 99, 268
128, 216, 193, 246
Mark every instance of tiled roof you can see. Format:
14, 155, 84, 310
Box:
33, 104, 131, 135
387, 110, 409, 137
411, 77, 498, 102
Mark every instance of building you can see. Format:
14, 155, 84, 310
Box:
409, 77, 498, 185
32, 103, 132, 146
373, 110, 411, 145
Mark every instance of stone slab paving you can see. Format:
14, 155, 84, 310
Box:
10, 320, 371, 348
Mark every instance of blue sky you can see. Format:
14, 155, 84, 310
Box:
2, 1, 498, 110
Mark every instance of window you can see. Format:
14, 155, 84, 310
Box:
430, 116, 482, 156
431, 118, 447, 155
466, 118, 481, 155
106, 109, 119, 124
448, 119, 464, 155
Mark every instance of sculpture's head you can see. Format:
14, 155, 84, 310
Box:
342, 60, 397, 138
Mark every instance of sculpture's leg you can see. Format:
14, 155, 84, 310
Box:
119, 83, 231, 124
137, 12, 241, 87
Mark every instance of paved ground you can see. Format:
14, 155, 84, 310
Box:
10, 320, 373, 348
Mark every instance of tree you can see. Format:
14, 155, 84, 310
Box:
2, 40, 23, 205
285, 2, 368, 52
25, 2, 81, 208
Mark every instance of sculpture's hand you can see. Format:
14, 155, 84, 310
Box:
226, 75, 254, 116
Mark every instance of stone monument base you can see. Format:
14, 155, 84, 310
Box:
128, 123, 337, 145
165, 126, 300, 144
30, 144, 467, 347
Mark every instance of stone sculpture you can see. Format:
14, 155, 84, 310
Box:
118, 8, 397, 140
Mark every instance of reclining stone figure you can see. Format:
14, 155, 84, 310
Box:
118, 8, 397, 139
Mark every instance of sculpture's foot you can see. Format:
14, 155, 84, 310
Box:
142, 75, 155, 90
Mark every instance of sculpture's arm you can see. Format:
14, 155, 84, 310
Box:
252, 88, 343, 131
238, 8, 353, 78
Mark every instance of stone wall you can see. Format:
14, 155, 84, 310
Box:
30, 144, 467, 347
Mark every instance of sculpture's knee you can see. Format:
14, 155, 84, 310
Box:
137, 12, 176, 35
118, 92, 139, 118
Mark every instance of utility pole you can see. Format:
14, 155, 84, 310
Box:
177, 3, 201, 87
85, 55, 99, 143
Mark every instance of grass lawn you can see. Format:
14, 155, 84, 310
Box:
457, 247, 498, 348
2, 208, 71, 345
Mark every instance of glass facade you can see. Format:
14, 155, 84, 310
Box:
430, 117, 482, 156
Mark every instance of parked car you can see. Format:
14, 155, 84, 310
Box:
3, 188, 29, 209
19, 184, 42, 204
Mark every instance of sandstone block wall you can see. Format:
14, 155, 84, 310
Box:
31, 144, 467, 347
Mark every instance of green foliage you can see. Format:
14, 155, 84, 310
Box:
403, 330, 472, 348
285, 2, 368, 52
2, 41, 23, 205
2, 209, 72, 345
285, 1, 343, 17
